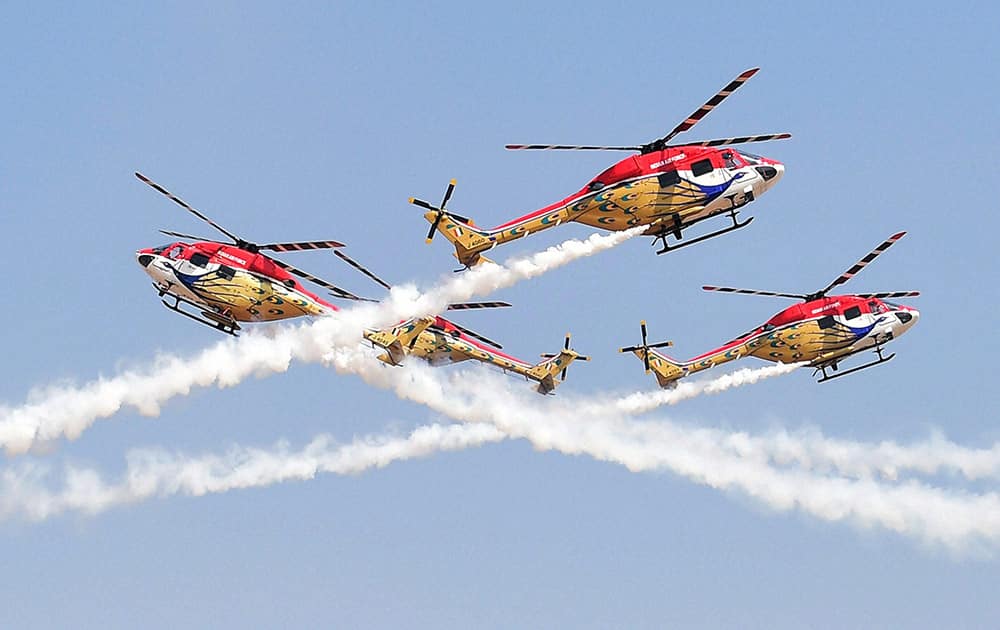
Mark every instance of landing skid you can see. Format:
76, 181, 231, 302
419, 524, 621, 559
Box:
814, 345, 895, 383
653, 204, 754, 255
156, 285, 241, 336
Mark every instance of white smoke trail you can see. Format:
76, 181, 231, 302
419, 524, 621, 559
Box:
719, 427, 1000, 483
0, 351, 793, 521
322, 351, 1000, 551
374, 226, 648, 326
0, 228, 645, 456
0, 423, 504, 521
571, 363, 1000, 483
586, 362, 805, 416
7, 354, 999, 551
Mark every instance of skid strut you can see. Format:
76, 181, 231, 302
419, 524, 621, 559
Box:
815, 345, 895, 383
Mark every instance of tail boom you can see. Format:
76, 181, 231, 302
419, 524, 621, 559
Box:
525, 349, 589, 394
624, 342, 751, 388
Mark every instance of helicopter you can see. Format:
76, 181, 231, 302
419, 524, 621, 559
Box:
134, 172, 365, 335
620, 232, 920, 387
411, 68, 789, 268
133, 173, 503, 337
334, 251, 589, 394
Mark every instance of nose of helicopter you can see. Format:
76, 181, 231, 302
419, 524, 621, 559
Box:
893, 308, 919, 335
755, 161, 784, 185
136, 251, 154, 268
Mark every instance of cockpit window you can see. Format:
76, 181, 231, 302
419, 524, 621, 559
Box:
658, 170, 681, 188
737, 150, 763, 165
189, 252, 210, 267
165, 246, 183, 260
884, 300, 903, 309
869, 301, 887, 315
722, 151, 739, 169
691, 159, 713, 177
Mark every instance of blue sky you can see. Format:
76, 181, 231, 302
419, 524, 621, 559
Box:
2, 2, 999, 627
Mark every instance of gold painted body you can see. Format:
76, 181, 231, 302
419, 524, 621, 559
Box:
184, 268, 326, 322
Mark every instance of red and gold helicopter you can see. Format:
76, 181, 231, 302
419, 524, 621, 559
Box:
333, 251, 590, 394
134, 173, 587, 393
134, 172, 365, 335
412, 68, 788, 268
620, 232, 920, 386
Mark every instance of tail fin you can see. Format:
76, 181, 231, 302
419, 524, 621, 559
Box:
364, 317, 435, 366
527, 333, 590, 394
410, 180, 495, 268
644, 354, 688, 389
619, 320, 688, 389
421, 210, 495, 267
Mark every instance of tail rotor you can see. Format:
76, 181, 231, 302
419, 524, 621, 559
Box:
619, 320, 674, 373
540, 333, 590, 382
411, 179, 470, 244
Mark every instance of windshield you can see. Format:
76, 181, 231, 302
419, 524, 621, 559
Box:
737, 150, 763, 165
164, 245, 184, 260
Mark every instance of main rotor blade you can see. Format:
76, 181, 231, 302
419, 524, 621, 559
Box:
649, 67, 760, 150
446, 301, 513, 310
270, 257, 367, 301
260, 240, 345, 252
504, 144, 642, 152
678, 133, 791, 148
816, 231, 908, 297
449, 321, 503, 350
333, 250, 393, 291
855, 291, 921, 299
136, 172, 242, 244
158, 229, 223, 243
702, 285, 805, 299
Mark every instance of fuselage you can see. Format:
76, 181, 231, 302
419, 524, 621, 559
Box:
363, 315, 534, 369
644, 295, 919, 385
361, 315, 580, 394
691, 295, 918, 369
493, 145, 784, 235
429, 145, 784, 267
136, 241, 336, 322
